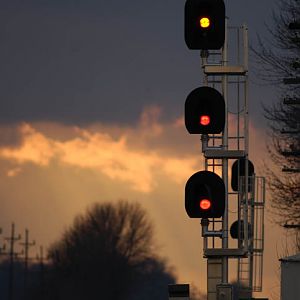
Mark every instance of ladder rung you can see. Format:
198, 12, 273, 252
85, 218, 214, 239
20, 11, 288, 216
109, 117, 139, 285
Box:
204, 150, 246, 159
204, 65, 247, 75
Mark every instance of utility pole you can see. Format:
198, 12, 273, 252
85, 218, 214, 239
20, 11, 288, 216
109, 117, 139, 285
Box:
0, 227, 5, 254
20, 228, 35, 299
37, 246, 45, 299
4, 223, 21, 300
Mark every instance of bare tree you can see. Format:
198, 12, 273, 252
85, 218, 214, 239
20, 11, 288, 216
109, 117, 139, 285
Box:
252, 0, 300, 228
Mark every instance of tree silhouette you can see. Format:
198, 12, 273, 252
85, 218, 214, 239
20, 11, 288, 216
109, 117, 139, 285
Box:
252, 0, 300, 228
41, 200, 175, 300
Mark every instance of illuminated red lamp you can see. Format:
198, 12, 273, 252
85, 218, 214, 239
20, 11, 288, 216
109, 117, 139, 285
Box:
200, 115, 210, 126
200, 199, 211, 210
185, 170, 225, 218
185, 86, 225, 134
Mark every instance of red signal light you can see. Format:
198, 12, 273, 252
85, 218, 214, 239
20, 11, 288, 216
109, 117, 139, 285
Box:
185, 171, 225, 218
200, 115, 210, 126
200, 199, 211, 210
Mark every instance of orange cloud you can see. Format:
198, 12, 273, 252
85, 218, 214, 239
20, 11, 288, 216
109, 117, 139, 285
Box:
55, 129, 161, 192
6, 167, 22, 177
0, 108, 267, 194
0, 121, 199, 193
0, 124, 56, 166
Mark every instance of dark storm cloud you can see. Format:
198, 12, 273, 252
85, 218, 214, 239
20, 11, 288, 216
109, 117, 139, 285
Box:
0, 0, 275, 125
0, 124, 22, 147
0, 0, 186, 125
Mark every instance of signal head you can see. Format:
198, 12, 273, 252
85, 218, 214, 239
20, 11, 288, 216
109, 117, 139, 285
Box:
185, 86, 225, 134
185, 0, 225, 50
230, 220, 253, 240
231, 158, 255, 192
185, 170, 225, 218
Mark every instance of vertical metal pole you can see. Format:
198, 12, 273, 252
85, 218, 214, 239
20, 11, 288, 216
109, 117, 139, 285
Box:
201, 49, 209, 172
5, 223, 22, 300
243, 24, 249, 72
243, 24, 249, 254
8, 223, 15, 300
20, 229, 35, 299
260, 177, 266, 287
201, 48, 208, 260
24, 229, 29, 298
39, 246, 45, 299
201, 50, 209, 86
237, 27, 241, 150
249, 175, 255, 290
221, 17, 229, 284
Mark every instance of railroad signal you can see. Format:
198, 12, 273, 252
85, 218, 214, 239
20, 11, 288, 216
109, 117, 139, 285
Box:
231, 158, 254, 192
230, 220, 252, 240
184, 0, 225, 50
185, 86, 225, 134
185, 170, 225, 218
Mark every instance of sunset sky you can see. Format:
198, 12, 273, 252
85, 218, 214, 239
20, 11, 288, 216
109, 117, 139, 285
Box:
0, 0, 291, 299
